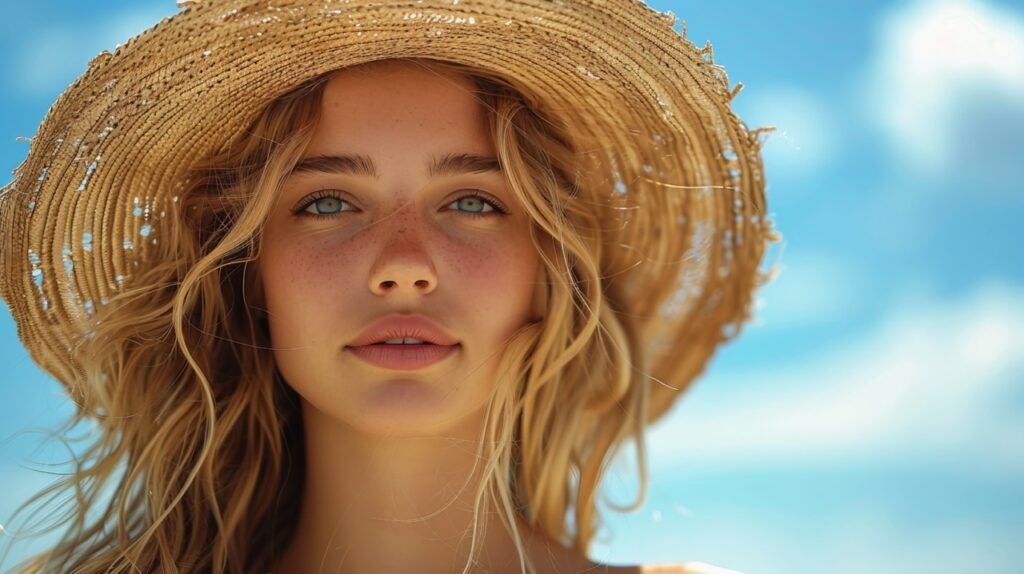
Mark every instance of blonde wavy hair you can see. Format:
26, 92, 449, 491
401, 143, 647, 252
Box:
3, 57, 653, 573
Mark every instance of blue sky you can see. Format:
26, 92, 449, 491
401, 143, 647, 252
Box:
2, 1, 1022, 572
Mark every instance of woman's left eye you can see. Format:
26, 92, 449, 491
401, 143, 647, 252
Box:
446, 193, 507, 217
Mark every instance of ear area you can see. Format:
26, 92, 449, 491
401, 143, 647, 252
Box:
528, 231, 559, 322
530, 261, 550, 322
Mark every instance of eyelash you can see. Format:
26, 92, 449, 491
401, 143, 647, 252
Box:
292, 190, 509, 219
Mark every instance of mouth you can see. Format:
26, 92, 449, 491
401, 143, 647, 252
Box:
350, 337, 458, 348
345, 341, 461, 370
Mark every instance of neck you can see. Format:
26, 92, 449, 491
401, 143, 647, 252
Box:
273, 399, 589, 574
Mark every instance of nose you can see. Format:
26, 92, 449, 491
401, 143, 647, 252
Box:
367, 214, 438, 298
370, 263, 436, 296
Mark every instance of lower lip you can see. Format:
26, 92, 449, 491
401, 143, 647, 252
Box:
346, 344, 459, 370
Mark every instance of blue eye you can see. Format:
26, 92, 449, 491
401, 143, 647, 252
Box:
447, 193, 506, 217
298, 193, 353, 216
293, 190, 357, 217
293, 190, 507, 219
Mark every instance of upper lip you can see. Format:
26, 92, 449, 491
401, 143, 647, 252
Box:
347, 314, 459, 347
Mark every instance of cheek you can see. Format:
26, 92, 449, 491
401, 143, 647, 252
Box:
445, 236, 538, 317
260, 235, 364, 334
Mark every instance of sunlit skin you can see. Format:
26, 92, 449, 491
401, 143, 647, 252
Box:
260, 63, 539, 438
259, 60, 637, 573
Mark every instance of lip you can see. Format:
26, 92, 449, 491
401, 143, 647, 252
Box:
348, 314, 459, 347
346, 344, 459, 370
345, 314, 460, 370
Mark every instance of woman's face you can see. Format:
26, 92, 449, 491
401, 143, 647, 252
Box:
259, 61, 540, 435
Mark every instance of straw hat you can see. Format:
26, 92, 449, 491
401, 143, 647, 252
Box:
0, 0, 779, 423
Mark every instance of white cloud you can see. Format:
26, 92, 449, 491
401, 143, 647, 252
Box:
14, 7, 173, 98
821, 508, 1024, 574
862, 0, 1024, 186
641, 279, 1024, 477
752, 249, 868, 330
736, 85, 840, 179
594, 503, 1024, 574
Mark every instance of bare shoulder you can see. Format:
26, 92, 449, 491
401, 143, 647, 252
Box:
606, 562, 744, 574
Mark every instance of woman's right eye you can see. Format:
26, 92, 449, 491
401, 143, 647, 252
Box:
294, 191, 355, 217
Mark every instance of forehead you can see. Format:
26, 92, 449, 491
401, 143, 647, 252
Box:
313, 61, 490, 146
294, 64, 501, 184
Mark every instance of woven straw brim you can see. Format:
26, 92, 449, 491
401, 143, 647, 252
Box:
0, 0, 777, 422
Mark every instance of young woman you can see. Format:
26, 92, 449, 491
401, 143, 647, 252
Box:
0, 1, 778, 572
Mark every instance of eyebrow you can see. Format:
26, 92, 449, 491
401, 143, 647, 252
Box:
288, 152, 503, 179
